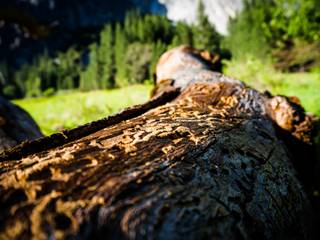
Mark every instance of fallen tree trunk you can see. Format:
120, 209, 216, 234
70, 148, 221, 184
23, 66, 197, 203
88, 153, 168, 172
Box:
0, 96, 43, 152
0, 46, 316, 239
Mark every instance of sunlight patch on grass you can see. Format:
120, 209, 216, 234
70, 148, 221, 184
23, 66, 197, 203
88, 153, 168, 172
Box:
224, 58, 320, 116
13, 84, 152, 135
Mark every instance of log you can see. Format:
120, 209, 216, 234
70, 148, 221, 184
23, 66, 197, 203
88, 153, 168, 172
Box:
0, 96, 43, 152
0, 46, 316, 239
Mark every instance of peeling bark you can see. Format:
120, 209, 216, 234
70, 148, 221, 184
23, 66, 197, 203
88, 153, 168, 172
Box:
0, 46, 316, 239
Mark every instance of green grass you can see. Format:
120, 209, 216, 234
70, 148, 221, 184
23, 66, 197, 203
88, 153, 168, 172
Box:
13, 84, 153, 135
224, 58, 320, 116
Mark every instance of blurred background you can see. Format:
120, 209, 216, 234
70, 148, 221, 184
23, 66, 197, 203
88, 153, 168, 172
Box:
0, 0, 319, 135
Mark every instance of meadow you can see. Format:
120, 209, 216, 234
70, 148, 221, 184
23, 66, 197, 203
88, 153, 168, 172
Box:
224, 59, 320, 116
14, 84, 152, 135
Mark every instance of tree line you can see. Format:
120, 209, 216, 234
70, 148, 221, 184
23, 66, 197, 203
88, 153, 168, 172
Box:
0, 1, 222, 99
1, 0, 318, 99
224, 0, 320, 71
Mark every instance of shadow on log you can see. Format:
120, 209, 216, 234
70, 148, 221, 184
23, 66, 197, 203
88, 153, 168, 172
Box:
0, 96, 43, 152
0, 46, 317, 239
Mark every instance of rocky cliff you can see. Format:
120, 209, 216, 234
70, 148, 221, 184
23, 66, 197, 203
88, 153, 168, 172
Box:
160, 0, 242, 35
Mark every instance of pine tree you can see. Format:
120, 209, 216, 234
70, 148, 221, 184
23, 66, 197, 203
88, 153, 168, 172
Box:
80, 43, 100, 91
149, 40, 167, 79
14, 64, 29, 97
25, 68, 41, 97
124, 10, 142, 42
193, 0, 221, 52
98, 24, 114, 89
114, 23, 128, 87
171, 21, 193, 47
225, 0, 271, 59
37, 51, 54, 92
124, 43, 153, 84
0, 62, 8, 90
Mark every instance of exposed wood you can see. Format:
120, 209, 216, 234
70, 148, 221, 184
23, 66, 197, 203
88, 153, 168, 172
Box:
0, 90, 179, 161
0, 96, 43, 152
0, 46, 316, 239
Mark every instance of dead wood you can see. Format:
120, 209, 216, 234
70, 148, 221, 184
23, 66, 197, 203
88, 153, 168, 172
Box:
0, 46, 316, 240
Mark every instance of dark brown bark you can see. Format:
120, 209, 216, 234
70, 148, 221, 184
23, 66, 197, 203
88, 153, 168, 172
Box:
0, 96, 43, 152
0, 46, 316, 239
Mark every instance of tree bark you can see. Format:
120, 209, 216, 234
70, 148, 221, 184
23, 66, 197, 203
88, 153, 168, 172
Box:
0, 46, 316, 240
